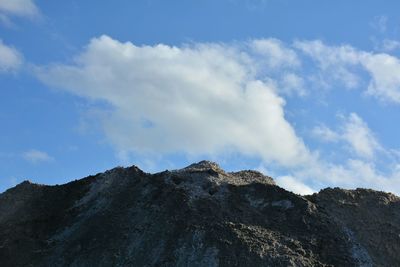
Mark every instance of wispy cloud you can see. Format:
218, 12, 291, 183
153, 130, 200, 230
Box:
22, 149, 54, 163
251, 38, 300, 69
295, 39, 400, 103
304, 112, 400, 194
0, 0, 39, 27
302, 158, 400, 195
371, 15, 388, 34
312, 125, 340, 142
279, 72, 307, 97
0, 0, 39, 18
381, 39, 400, 52
341, 113, 382, 159
0, 39, 22, 72
313, 113, 381, 159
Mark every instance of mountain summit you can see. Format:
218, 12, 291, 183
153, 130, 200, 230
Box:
1, 161, 399, 266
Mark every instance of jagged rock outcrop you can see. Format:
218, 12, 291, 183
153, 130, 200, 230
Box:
0, 161, 399, 266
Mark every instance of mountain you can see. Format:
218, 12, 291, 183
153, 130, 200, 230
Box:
1, 161, 399, 266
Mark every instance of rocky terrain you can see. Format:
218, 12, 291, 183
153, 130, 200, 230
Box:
0, 161, 399, 266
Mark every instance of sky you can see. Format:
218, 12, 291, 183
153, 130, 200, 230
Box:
1, 0, 400, 195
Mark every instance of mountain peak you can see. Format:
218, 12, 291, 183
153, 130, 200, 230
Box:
183, 160, 223, 172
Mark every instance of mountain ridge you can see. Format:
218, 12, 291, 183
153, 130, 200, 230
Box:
1, 161, 399, 266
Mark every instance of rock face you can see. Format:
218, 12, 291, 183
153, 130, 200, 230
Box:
0, 160, 399, 266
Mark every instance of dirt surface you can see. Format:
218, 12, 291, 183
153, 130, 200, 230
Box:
1, 161, 399, 266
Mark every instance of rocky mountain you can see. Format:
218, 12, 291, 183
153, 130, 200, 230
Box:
1, 161, 399, 266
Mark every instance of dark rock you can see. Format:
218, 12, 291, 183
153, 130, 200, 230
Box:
0, 161, 399, 266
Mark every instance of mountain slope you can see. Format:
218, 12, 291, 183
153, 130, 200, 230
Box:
0, 161, 399, 266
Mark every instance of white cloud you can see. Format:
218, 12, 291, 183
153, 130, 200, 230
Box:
295, 40, 400, 104
275, 154, 400, 196
37, 35, 311, 167
34, 35, 400, 195
280, 72, 306, 96
0, 39, 22, 72
313, 113, 381, 159
306, 159, 400, 195
276, 175, 315, 195
0, 0, 38, 17
381, 39, 400, 52
304, 113, 400, 194
312, 125, 340, 142
294, 40, 360, 89
294, 40, 359, 68
359, 53, 400, 103
249, 39, 305, 96
22, 149, 53, 163
341, 113, 381, 159
251, 38, 300, 69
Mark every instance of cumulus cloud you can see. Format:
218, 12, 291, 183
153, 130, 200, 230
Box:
0, 39, 22, 72
0, 0, 39, 17
22, 149, 53, 163
37, 35, 311, 167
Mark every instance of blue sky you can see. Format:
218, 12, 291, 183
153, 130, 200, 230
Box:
1, 0, 400, 195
